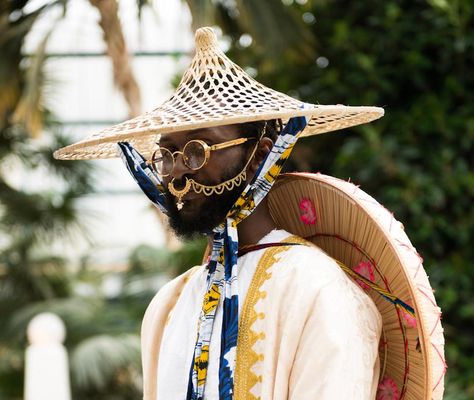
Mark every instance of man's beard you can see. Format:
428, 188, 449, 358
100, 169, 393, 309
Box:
165, 157, 248, 239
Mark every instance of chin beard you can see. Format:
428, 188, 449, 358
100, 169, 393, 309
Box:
165, 167, 248, 239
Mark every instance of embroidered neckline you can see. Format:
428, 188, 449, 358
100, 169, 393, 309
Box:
238, 242, 302, 257
234, 235, 308, 399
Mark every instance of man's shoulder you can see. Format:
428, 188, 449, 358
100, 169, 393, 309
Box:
275, 235, 381, 323
274, 236, 346, 284
152, 264, 203, 302
142, 265, 203, 324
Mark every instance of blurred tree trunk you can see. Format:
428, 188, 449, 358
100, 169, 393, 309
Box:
90, 0, 142, 117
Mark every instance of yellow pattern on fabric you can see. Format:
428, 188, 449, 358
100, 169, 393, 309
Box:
218, 246, 225, 265
262, 143, 294, 184
265, 162, 282, 183
203, 283, 220, 314
231, 195, 256, 225
234, 235, 308, 400
233, 194, 254, 211
194, 345, 210, 386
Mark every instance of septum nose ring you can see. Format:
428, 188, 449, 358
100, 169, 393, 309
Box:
168, 178, 192, 210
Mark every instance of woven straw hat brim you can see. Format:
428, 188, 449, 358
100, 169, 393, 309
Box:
54, 27, 384, 161
268, 173, 446, 400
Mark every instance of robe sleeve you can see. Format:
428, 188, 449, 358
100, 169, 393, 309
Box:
288, 271, 382, 400
141, 266, 201, 400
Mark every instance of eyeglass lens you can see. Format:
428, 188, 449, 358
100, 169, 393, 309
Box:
183, 141, 206, 170
152, 141, 207, 175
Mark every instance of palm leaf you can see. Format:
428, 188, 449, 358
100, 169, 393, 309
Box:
12, 26, 54, 137
70, 334, 140, 391
0, 1, 65, 130
37, 129, 95, 194
0, 6, 43, 126
3, 297, 101, 342
0, 180, 90, 245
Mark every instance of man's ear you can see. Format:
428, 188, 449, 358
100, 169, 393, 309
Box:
248, 137, 273, 174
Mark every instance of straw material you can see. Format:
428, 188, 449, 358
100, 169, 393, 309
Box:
268, 173, 446, 400
54, 27, 384, 160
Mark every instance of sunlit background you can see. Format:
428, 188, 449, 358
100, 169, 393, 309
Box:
1, 0, 472, 399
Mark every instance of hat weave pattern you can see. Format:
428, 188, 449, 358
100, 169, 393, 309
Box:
54, 27, 384, 160
268, 173, 446, 400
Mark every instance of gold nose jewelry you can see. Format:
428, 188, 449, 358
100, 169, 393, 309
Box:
167, 170, 247, 211
168, 179, 192, 210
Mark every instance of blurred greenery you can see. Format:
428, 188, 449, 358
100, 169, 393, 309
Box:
1, 0, 473, 399
0, 1, 165, 399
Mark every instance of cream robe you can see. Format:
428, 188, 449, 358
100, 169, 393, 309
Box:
141, 230, 382, 399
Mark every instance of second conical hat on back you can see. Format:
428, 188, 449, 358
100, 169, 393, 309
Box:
54, 27, 384, 161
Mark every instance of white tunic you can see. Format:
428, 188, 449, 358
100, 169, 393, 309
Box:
143, 230, 382, 400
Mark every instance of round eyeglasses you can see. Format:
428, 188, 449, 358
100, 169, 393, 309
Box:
147, 137, 255, 177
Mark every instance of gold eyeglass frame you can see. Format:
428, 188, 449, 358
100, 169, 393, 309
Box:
162, 122, 267, 210
147, 137, 254, 177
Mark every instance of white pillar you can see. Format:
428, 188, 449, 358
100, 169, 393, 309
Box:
24, 313, 71, 400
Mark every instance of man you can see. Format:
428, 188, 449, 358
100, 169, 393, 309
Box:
160, 120, 278, 240
55, 27, 387, 399
136, 120, 382, 399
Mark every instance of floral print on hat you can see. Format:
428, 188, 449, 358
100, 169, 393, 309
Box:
353, 260, 376, 290
377, 377, 400, 400
299, 198, 317, 225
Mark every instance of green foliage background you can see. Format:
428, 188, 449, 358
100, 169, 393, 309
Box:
219, 0, 474, 396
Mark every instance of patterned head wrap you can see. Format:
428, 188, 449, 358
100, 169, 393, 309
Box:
117, 115, 308, 399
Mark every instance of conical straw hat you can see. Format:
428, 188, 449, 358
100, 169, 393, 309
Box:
54, 27, 384, 160
268, 173, 446, 400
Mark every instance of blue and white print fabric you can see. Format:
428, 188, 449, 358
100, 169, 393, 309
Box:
117, 115, 308, 399
118, 144, 168, 215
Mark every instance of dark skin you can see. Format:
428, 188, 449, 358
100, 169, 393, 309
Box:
159, 124, 277, 246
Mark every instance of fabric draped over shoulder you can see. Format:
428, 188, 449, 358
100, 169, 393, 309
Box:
117, 115, 308, 399
141, 232, 382, 399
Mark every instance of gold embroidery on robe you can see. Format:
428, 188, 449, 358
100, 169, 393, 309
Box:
234, 235, 308, 399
